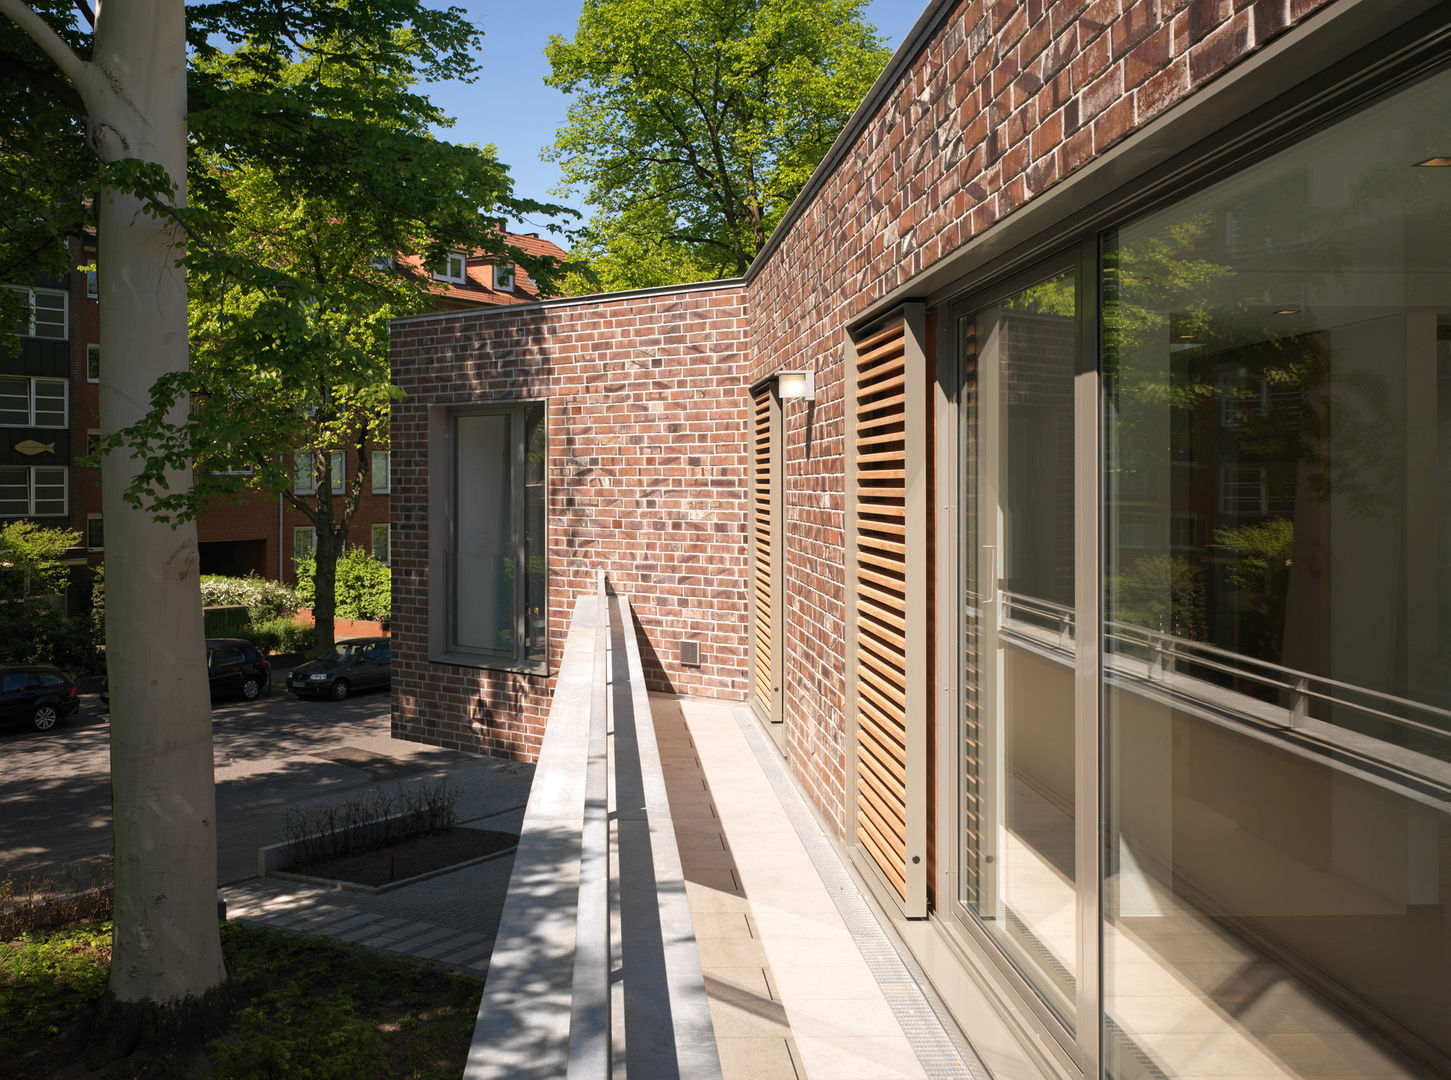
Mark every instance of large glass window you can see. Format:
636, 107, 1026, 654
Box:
444, 402, 546, 671
3, 286, 66, 339
0, 467, 67, 516
0, 377, 67, 428
958, 268, 1082, 1030
1102, 65, 1451, 1080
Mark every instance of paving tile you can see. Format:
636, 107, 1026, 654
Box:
706, 988, 791, 1037
714, 1037, 800, 1080
765, 962, 883, 1001
703, 966, 772, 998
696, 935, 769, 969
783, 995, 909, 1038
690, 912, 753, 938
793, 1035, 929, 1079
682, 868, 741, 894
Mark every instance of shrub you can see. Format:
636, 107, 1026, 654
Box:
199, 573, 301, 624
282, 779, 458, 868
294, 547, 390, 622
0, 858, 113, 939
239, 616, 316, 657
0, 598, 99, 674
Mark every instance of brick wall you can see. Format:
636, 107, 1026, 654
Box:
389, 286, 751, 759
744, 0, 1338, 831
388, 0, 1344, 819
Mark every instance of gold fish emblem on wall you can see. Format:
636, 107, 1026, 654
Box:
14, 440, 55, 456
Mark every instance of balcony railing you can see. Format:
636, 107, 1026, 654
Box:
994, 589, 1451, 797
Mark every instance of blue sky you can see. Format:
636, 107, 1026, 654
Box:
425, 0, 928, 242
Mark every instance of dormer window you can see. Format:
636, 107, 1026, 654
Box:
369, 255, 395, 271
494, 262, 515, 291
434, 251, 468, 284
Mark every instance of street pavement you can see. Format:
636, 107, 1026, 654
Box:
0, 673, 533, 887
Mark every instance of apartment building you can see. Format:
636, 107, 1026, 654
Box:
2, 230, 565, 601
391, 2, 1451, 1079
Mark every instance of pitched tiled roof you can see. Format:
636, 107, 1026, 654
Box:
397, 230, 570, 309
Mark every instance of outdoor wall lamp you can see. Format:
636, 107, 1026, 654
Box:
776, 369, 815, 402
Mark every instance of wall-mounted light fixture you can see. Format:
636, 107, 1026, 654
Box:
776, 369, 815, 402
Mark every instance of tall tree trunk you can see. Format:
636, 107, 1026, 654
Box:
91, 0, 226, 1004
312, 523, 338, 655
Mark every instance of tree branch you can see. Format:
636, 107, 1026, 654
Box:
0, 0, 100, 105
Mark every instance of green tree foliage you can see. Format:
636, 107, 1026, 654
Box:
546, 0, 890, 289
79, 18, 568, 652
0, 521, 96, 670
0, 520, 77, 599
295, 547, 391, 623
1107, 554, 1208, 642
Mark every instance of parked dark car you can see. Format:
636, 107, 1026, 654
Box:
287, 637, 391, 701
0, 664, 80, 732
101, 638, 271, 708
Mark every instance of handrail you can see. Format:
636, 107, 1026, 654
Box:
995, 589, 1451, 754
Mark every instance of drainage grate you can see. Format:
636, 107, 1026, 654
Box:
732, 707, 989, 1080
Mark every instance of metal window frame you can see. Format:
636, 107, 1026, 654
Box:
371, 450, 390, 494
371, 522, 390, 566
27, 465, 68, 517
429, 399, 550, 676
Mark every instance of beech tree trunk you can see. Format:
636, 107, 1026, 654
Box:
95, 0, 225, 1005
0, 0, 227, 1003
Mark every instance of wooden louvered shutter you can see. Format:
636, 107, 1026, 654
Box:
749, 383, 782, 723
846, 304, 929, 916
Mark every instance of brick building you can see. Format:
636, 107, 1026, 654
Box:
394, 3, 1451, 1079
2, 230, 565, 603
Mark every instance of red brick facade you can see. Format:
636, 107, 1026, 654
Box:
743, 0, 1341, 829
391, 0, 1358, 813
390, 286, 750, 758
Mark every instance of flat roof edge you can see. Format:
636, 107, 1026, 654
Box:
389, 277, 746, 327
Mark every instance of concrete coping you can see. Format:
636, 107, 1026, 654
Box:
463, 575, 721, 1080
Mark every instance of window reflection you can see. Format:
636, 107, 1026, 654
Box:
1103, 66, 1451, 1080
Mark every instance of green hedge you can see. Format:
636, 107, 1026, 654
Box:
295, 547, 391, 622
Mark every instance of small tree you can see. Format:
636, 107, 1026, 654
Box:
0, 520, 78, 600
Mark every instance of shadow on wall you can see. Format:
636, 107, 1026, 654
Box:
631, 606, 677, 695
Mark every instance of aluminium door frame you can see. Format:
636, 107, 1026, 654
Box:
932, 243, 1103, 1076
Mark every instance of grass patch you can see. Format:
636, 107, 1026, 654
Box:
0, 921, 482, 1079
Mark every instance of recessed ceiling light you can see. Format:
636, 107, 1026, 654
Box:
1413, 156, 1451, 167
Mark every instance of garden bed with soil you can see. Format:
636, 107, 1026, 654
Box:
290, 827, 518, 888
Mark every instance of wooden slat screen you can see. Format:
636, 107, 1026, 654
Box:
852, 318, 911, 899
750, 385, 774, 718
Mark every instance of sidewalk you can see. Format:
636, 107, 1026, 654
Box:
220, 694, 986, 1080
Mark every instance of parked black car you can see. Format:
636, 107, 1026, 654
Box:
287, 637, 391, 701
101, 638, 271, 708
0, 664, 80, 732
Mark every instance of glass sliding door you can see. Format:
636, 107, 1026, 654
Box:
1102, 65, 1451, 1080
957, 266, 1086, 1036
